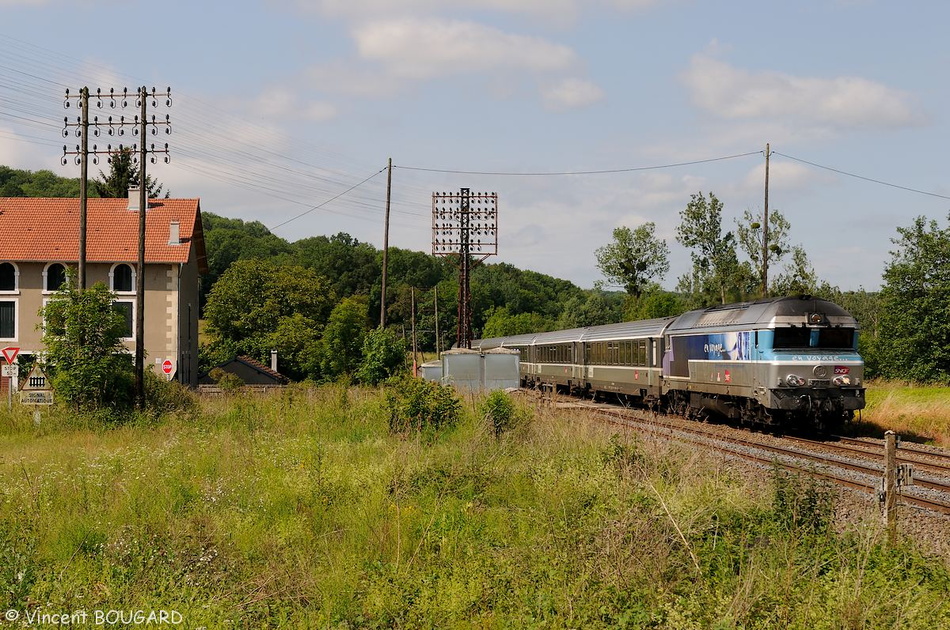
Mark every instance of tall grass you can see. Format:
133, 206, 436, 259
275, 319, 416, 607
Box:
0, 384, 948, 627
860, 380, 950, 446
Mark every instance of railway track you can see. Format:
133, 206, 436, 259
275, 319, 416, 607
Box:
554, 397, 950, 517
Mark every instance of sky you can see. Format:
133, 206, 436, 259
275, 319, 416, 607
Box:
2, 0, 949, 294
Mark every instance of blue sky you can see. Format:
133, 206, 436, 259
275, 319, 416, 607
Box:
2, 0, 948, 293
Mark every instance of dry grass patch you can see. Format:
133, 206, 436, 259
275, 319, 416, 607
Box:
860, 380, 950, 446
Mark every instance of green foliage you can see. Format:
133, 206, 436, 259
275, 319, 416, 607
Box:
676, 192, 749, 305
2, 387, 950, 626
877, 214, 950, 382
479, 389, 527, 437
143, 370, 199, 416
200, 212, 293, 309
356, 327, 408, 385
623, 288, 687, 321
318, 296, 370, 380
0, 166, 82, 197
595, 223, 670, 297
471, 262, 586, 333
293, 233, 380, 300
481, 306, 552, 338
770, 468, 835, 535
40, 278, 135, 412
208, 367, 245, 392
735, 207, 792, 294
202, 259, 335, 379
386, 376, 462, 436
555, 289, 625, 328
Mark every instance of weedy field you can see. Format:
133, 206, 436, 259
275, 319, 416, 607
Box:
861, 380, 950, 447
0, 382, 948, 628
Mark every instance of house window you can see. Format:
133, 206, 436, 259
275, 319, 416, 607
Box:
0, 262, 17, 292
111, 263, 135, 293
113, 301, 134, 339
45, 263, 67, 292
0, 300, 15, 340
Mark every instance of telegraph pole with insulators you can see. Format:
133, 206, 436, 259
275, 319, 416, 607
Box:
431, 189, 498, 349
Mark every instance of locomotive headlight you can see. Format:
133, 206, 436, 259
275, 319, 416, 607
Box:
785, 374, 806, 387
833, 375, 852, 386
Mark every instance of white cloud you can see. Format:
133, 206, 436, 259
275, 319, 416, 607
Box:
683, 54, 928, 129
306, 61, 403, 98
353, 18, 578, 80
541, 77, 605, 111
298, 0, 579, 21
248, 88, 338, 122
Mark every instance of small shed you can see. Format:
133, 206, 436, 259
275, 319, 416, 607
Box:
419, 360, 443, 382
441, 348, 519, 391
199, 355, 290, 386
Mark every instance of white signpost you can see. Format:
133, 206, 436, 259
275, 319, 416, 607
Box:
2, 346, 18, 411
21, 365, 53, 406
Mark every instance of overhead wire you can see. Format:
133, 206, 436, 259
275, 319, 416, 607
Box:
394, 151, 764, 176
772, 151, 950, 202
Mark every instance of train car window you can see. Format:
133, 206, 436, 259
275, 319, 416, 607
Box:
638, 340, 647, 366
772, 327, 811, 349
817, 328, 855, 349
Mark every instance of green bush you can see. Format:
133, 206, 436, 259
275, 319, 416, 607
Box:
144, 371, 199, 417
209, 367, 244, 393
479, 389, 523, 437
386, 376, 461, 436
356, 327, 408, 385
771, 467, 835, 535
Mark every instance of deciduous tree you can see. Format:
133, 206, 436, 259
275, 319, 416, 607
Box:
41, 279, 134, 411
676, 192, 744, 305
877, 214, 950, 381
595, 223, 670, 298
203, 259, 335, 378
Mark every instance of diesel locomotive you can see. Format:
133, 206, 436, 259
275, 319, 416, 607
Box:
472, 296, 866, 431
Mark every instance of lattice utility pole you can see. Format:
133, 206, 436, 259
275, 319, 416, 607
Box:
431, 189, 498, 349
63, 86, 172, 407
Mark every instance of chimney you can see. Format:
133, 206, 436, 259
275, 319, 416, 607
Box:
168, 220, 180, 246
127, 186, 140, 211
270, 350, 278, 372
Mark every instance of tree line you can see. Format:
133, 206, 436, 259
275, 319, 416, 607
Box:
6, 165, 950, 384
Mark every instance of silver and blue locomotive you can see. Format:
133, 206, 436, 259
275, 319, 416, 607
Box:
473, 296, 865, 431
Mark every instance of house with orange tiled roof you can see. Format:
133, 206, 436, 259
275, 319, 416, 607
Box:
0, 190, 207, 389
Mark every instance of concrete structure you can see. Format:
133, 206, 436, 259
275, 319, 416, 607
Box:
441, 348, 519, 390
0, 193, 207, 389
418, 360, 443, 383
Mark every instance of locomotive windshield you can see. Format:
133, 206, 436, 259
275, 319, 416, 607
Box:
772, 326, 855, 350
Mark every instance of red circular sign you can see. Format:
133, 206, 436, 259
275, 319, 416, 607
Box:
162, 360, 173, 374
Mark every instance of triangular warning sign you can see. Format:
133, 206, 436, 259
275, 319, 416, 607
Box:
22, 365, 50, 391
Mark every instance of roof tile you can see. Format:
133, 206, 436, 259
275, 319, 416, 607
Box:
0, 197, 205, 268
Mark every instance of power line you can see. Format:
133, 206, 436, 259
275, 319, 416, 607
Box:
269, 166, 389, 231
773, 151, 950, 201
394, 151, 763, 176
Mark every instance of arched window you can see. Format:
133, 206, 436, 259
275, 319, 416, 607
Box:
111, 263, 134, 293
44, 263, 67, 292
0, 262, 16, 292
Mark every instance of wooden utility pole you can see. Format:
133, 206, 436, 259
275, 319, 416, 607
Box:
135, 87, 148, 408
411, 287, 418, 375
78, 87, 89, 290
380, 157, 392, 328
64, 86, 171, 406
883, 430, 897, 544
434, 285, 440, 355
761, 142, 770, 298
